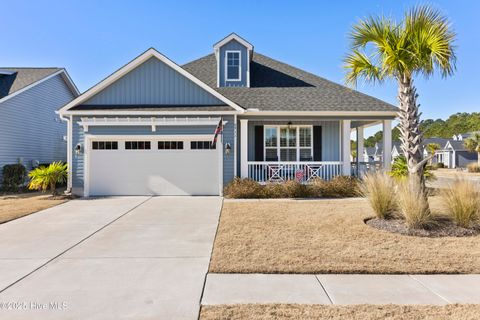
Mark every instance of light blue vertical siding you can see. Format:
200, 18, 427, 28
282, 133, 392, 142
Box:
71, 115, 235, 195
219, 40, 248, 87
0, 74, 76, 182
83, 57, 224, 106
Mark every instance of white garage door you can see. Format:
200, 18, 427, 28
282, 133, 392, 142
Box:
87, 137, 220, 196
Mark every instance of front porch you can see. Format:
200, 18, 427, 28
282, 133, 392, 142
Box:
238, 118, 393, 183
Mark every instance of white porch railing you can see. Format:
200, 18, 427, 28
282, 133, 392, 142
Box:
351, 161, 383, 177
247, 161, 343, 183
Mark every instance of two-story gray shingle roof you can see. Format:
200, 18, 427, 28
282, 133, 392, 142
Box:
183, 53, 397, 112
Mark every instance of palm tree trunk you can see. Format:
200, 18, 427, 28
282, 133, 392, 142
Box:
397, 76, 428, 194
51, 181, 57, 196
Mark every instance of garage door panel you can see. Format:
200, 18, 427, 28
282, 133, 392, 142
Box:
89, 147, 219, 196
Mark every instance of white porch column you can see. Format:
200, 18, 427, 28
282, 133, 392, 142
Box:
357, 126, 364, 163
240, 119, 248, 178
342, 120, 351, 175
382, 120, 392, 171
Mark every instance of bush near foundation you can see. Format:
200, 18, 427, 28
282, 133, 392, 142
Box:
224, 176, 359, 199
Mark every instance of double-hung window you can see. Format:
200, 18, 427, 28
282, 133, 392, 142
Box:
225, 51, 241, 81
264, 126, 313, 162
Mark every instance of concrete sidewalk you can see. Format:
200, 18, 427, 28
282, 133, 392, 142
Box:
202, 274, 480, 305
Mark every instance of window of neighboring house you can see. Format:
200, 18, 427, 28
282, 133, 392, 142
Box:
191, 141, 215, 150
92, 141, 118, 150
158, 141, 183, 150
125, 141, 151, 150
264, 126, 313, 162
225, 51, 241, 81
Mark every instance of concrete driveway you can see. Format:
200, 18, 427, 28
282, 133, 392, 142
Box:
0, 196, 222, 320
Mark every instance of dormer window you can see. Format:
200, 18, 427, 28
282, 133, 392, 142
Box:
225, 51, 241, 81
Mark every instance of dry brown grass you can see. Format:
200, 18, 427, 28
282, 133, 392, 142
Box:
0, 192, 68, 224
200, 304, 480, 320
209, 198, 480, 274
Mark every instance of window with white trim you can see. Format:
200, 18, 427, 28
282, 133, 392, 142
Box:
264, 126, 313, 162
225, 51, 241, 81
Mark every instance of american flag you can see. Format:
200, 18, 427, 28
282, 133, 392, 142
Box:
211, 118, 223, 148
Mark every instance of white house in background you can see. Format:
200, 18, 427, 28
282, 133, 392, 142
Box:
436, 139, 478, 168
0, 68, 78, 181
363, 143, 383, 163
389, 136, 478, 168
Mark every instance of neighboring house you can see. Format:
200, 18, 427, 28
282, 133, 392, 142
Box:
389, 136, 477, 168
363, 143, 383, 162
58, 33, 397, 197
0, 68, 79, 181
391, 141, 402, 159
363, 147, 377, 162
438, 140, 478, 168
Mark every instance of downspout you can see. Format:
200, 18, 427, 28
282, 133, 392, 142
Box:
58, 112, 73, 194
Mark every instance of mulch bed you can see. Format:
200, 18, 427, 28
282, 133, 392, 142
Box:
366, 217, 480, 237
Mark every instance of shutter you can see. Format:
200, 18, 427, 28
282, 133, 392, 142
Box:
254, 125, 264, 161
313, 126, 322, 161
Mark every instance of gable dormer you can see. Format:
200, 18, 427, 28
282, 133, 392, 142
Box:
214, 33, 253, 88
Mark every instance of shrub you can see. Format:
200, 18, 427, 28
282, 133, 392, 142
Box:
433, 162, 445, 169
390, 155, 434, 180
28, 162, 68, 196
467, 163, 480, 173
397, 180, 436, 229
359, 172, 397, 219
281, 180, 310, 198
263, 183, 287, 198
223, 178, 264, 198
441, 178, 480, 228
2, 164, 26, 192
314, 176, 359, 198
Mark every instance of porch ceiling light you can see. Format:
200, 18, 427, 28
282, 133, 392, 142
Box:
287, 121, 292, 129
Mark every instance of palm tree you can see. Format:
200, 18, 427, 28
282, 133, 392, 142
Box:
344, 5, 456, 194
464, 133, 480, 166
28, 162, 68, 196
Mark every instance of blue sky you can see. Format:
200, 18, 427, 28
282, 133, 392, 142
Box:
1, 0, 478, 135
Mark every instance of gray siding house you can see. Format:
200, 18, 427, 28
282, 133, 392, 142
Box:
58, 33, 397, 197
0, 68, 78, 181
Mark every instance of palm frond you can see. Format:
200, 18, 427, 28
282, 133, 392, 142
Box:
344, 50, 384, 86
405, 5, 457, 78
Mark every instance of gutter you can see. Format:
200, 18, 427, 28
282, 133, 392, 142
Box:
58, 114, 73, 194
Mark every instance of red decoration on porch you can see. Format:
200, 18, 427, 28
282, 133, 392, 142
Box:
295, 169, 304, 182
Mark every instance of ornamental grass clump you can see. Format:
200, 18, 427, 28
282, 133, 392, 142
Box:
441, 178, 480, 228
360, 172, 397, 219
397, 180, 436, 229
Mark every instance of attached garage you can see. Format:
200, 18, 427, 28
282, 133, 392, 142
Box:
85, 136, 222, 196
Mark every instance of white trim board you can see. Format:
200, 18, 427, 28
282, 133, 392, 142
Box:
77, 117, 228, 132
58, 48, 245, 114
0, 69, 80, 105
213, 33, 253, 52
